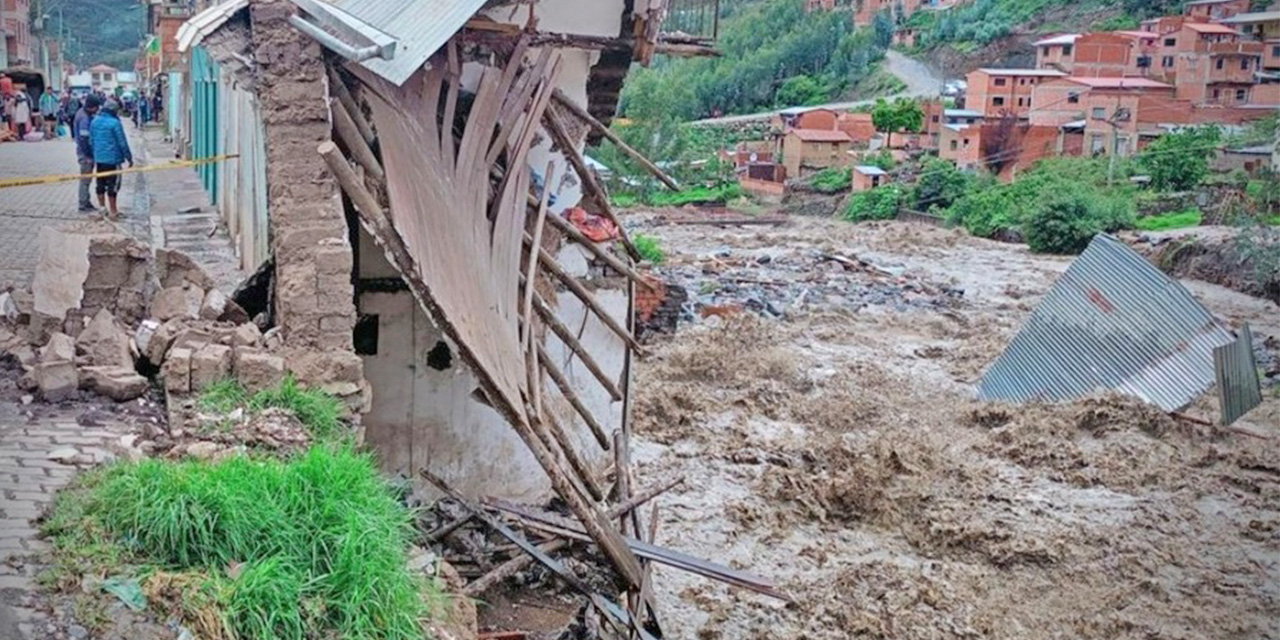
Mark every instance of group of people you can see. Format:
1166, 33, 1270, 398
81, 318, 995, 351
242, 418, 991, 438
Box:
72, 94, 134, 219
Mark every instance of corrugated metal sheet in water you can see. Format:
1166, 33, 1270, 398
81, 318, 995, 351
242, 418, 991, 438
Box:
1215, 323, 1262, 426
324, 0, 490, 86
978, 234, 1234, 412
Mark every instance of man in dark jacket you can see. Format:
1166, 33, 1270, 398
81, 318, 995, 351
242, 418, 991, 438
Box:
72, 94, 101, 212
90, 99, 133, 219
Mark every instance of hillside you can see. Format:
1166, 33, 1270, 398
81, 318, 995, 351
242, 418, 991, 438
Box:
41, 0, 143, 69
620, 0, 891, 121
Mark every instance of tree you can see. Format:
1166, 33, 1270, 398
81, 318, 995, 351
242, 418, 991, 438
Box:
873, 11, 894, 48
913, 157, 972, 212
1023, 190, 1134, 254
1138, 126, 1222, 192
844, 185, 904, 222
776, 75, 827, 107
871, 97, 924, 133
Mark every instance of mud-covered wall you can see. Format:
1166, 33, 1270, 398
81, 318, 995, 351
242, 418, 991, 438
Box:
248, 0, 365, 404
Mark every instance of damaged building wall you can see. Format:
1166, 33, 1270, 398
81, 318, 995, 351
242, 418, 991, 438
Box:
355, 0, 635, 501
246, 0, 365, 403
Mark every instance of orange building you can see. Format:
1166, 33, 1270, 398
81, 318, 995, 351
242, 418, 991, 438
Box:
806, 0, 837, 10
1171, 23, 1263, 105
772, 107, 840, 132
1034, 34, 1081, 72
1184, 0, 1250, 21
964, 68, 1067, 118
836, 112, 878, 146
1030, 77, 1177, 157
2, 0, 32, 66
939, 123, 982, 169
851, 165, 890, 191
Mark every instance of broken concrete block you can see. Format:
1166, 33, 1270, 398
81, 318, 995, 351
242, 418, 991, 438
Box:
190, 344, 233, 392
0, 291, 16, 322
37, 332, 79, 401
162, 347, 194, 395
220, 299, 251, 325
155, 248, 216, 291
200, 288, 228, 321
152, 285, 204, 322
233, 348, 285, 393
32, 227, 92, 321
80, 366, 149, 401
184, 441, 222, 461
134, 320, 160, 357
33, 223, 152, 326
231, 323, 262, 348
75, 309, 133, 368
262, 327, 282, 350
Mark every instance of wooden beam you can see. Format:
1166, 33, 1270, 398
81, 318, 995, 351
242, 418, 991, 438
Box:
328, 67, 375, 147
551, 89, 680, 192
524, 233, 642, 353
331, 99, 385, 183
463, 539, 570, 597
542, 106, 642, 261
525, 281, 624, 401
543, 211, 654, 291
540, 404, 606, 501
537, 341, 612, 451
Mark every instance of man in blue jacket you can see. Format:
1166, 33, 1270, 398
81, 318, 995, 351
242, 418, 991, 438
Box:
89, 99, 133, 219
72, 94, 101, 212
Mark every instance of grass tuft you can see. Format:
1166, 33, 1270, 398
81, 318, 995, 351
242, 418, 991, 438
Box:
198, 379, 248, 414
46, 445, 432, 640
634, 234, 666, 264
1135, 209, 1203, 232
196, 376, 345, 440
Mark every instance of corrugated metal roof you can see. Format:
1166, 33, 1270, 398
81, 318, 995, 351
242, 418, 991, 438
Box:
176, 0, 250, 54
978, 234, 1235, 412
318, 0, 489, 86
853, 165, 887, 175
1215, 323, 1263, 426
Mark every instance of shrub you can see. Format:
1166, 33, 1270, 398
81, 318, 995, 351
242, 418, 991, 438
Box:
844, 186, 903, 222
1023, 190, 1133, 254
43, 446, 432, 640
1135, 208, 1202, 231
912, 157, 972, 212
1138, 126, 1221, 192
634, 234, 666, 263
808, 166, 852, 194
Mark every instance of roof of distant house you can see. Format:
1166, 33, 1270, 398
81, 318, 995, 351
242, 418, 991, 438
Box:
1223, 142, 1275, 155
1112, 30, 1160, 39
944, 108, 983, 118
853, 165, 888, 175
1033, 34, 1081, 46
1185, 0, 1238, 5
87, 64, 118, 72
1184, 22, 1241, 34
779, 106, 835, 116
1220, 10, 1280, 23
943, 123, 974, 132
974, 68, 1069, 76
789, 129, 852, 142
1063, 76, 1174, 89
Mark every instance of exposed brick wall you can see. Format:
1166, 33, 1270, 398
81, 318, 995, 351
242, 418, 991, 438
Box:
635, 276, 685, 338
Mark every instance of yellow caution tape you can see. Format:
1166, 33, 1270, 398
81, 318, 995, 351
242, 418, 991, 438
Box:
0, 154, 241, 190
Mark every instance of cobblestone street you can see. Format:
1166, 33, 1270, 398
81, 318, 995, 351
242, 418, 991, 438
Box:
0, 130, 150, 286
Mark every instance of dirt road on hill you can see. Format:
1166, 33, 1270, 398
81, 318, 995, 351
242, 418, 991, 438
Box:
625, 214, 1280, 640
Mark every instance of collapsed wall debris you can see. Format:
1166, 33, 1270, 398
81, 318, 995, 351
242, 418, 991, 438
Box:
979, 234, 1263, 425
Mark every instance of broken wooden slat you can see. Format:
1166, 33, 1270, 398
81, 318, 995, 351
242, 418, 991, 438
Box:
525, 234, 643, 353
609, 475, 684, 519
525, 282, 624, 401
539, 405, 605, 501
487, 500, 793, 602
331, 99, 385, 183
422, 470, 657, 640
328, 67, 375, 146
463, 539, 570, 597
543, 212, 653, 291
542, 106, 641, 262
614, 430, 635, 537
536, 341, 611, 451
551, 89, 680, 192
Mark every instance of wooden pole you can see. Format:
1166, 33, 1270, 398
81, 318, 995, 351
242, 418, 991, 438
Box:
526, 282, 624, 401
463, 539, 570, 597
537, 341, 612, 451
331, 99, 385, 183
328, 67, 375, 147
525, 233, 643, 352
551, 89, 680, 192
540, 404, 606, 501
322, 141, 643, 588
543, 211, 654, 291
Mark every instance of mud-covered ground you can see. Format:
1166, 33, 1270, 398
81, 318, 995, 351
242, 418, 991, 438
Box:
627, 215, 1280, 640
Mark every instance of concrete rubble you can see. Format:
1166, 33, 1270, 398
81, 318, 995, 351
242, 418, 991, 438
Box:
1, 224, 366, 410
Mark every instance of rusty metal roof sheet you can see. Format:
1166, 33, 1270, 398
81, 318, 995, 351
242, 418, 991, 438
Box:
1215, 323, 1263, 425
978, 234, 1235, 412
317, 0, 489, 86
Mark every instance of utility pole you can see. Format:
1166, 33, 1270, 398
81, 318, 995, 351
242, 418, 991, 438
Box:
1106, 105, 1131, 186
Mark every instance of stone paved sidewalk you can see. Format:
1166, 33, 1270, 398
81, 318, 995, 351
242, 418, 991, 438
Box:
0, 403, 131, 640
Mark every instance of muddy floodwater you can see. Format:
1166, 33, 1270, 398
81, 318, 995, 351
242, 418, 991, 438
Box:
627, 214, 1280, 640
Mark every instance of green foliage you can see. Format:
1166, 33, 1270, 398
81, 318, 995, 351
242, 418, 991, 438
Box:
1091, 14, 1140, 30
945, 176, 1021, 237
1024, 190, 1134, 254
844, 186, 904, 222
620, 0, 888, 119
43, 446, 432, 640
873, 11, 895, 48
634, 234, 666, 264
809, 166, 853, 194
1138, 126, 1222, 192
871, 97, 924, 133
916, 0, 1112, 49
1247, 169, 1280, 216
912, 157, 973, 212
1227, 112, 1280, 148
1134, 209, 1203, 231
42, 0, 144, 69
197, 377, 345, 441
776, 75, 829, 107
648, 183, 745, 207
861, 148, 897, 171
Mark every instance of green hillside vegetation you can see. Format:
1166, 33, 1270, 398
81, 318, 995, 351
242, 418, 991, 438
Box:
620, 0, 889, 121
36, 0, 143, 70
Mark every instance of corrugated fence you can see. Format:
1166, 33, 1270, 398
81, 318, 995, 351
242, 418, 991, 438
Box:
1215, 323, 1263, 426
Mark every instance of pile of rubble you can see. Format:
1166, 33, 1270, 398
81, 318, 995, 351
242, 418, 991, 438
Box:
0, 223, 286, 406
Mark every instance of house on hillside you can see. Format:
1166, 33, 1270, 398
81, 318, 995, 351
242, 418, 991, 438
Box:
1221, 10, 1280, 72
939, 123, 982, 170
851, 165, 889, 191
964, 68, 1068, 119
1214, 142, 1276, 174
87, 64, 120, 92
772, 106, 840, 132
836, 111, 877, 146
1034, 34, 1081, 72
1031, 76, 1177, 157
1172, 23, 1264, 105
170, 0, 718, 512
782, 128, 852, 177
1184, 0, 1251, 21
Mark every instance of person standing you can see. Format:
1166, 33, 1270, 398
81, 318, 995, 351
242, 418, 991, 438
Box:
73, 95, 102, 212
12, 92, 32, 139
90, 99, 133, 219
40, 87, 58, 138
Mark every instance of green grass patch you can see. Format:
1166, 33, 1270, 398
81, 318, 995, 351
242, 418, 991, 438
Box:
197, 376, 345, 440
808, 167, 852, 194
634, 234, 666, 264
42, 445, 433, 640
1135, 209, 1203, 232
611, 193, 641, 208
646, 183, 744, 207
